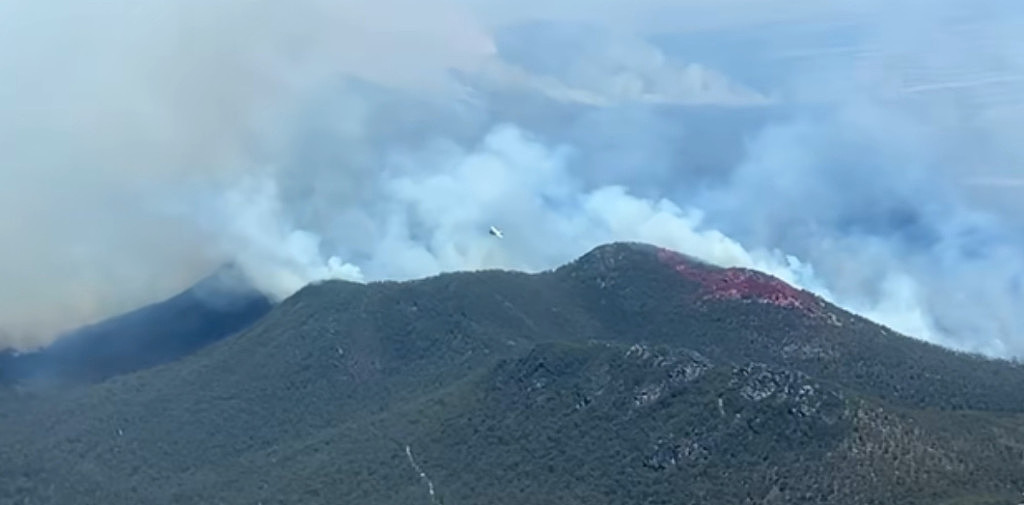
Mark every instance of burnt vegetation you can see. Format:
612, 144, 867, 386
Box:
1, 242, 1023, 504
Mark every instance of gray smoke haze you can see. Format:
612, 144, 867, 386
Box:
3, 0, 1024, 359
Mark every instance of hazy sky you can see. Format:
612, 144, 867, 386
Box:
3, 0, 1024, 358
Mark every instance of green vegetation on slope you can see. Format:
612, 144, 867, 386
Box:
1, 242, 1023, 505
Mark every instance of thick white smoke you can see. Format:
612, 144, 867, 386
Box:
3, 0, 1024, 360
0, 0, 494, 348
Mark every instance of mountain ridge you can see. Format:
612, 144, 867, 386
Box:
0, 263, 273, 386
1, 241, 1023, 504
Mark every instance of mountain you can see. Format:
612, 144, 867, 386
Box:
1, 242, 1023, 504
0, 264, 273, 386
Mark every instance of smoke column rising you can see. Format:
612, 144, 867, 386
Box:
3, 0, 1024, 359
0, 0, 494, 348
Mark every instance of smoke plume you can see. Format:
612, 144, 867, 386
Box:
3, 0, 1024, 359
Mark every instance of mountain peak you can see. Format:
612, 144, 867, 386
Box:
568, 242, 827, 317
7, 242, 1024, 504
565, 241, 667, 269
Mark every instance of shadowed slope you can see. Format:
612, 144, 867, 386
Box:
0, 265, 273, 386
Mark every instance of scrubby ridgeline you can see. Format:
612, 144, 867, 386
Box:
552, 242, 1024, 413
0, 242, 1023, 505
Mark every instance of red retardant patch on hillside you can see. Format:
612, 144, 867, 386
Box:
656, 248, 824, 317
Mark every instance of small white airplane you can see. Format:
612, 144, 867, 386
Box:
488, 225, 504, 239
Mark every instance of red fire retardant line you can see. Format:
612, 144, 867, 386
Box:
655, 248, 824, 317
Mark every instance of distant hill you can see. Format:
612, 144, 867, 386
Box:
0, 264, 273, 386
1, 242, 1022, 505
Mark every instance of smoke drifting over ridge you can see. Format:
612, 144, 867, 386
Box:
3, 0, 1024, 358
